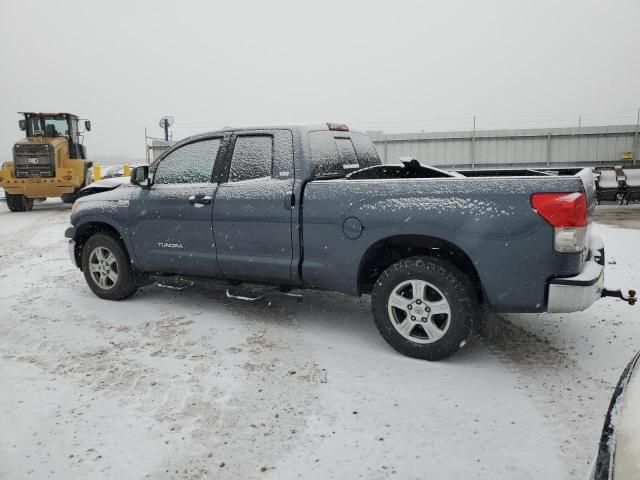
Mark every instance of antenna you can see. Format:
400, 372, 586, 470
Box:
159, 115, 174, 141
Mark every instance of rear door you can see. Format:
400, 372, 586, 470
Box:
129, 135, 226, 276
212, 129, 295, 283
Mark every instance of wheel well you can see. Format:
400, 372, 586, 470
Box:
73, 222, 126, 268
357, 235, 484, 303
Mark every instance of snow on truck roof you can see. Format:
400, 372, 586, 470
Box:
179, 123, 364, 139
216, 123, 364, 134
165, 123, 367, 153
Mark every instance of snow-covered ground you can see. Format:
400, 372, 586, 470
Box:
0, 200, 638, 480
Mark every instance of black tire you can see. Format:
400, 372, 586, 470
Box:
61, 193, 77, 204
62, 172, 91, 203
81, 233, 138, 300
371, 256, 477, 361
5, 192, 34, 212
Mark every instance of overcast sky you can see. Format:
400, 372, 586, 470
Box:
1, 0, 639, 161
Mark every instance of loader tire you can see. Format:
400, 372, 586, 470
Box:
6, 193, 34, 212
61, 193, 77, 204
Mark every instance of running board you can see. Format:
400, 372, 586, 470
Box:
226, 287, 303, 303
155, 277, 195, 291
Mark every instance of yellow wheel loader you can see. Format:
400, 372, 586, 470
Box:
0, 112, 93, 212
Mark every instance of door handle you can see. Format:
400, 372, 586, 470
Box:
283, 192, 295, 210
189, 194, 213, 207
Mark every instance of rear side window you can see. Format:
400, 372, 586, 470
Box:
229, 135, 273, 182
351, 133, 381, 167
308, 131, 381, 177
335, 138, 358, 168
154, 138, 221, 184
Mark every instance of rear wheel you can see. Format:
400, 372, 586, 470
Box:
5, 192, 34, 212
81, 233, 138, 300
61, 193, 77, 204
62, 171, 92, 203
372, 256, 477, 361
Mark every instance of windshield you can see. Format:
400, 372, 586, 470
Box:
26, 115, 70, 138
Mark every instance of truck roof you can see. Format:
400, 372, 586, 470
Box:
172, 123, 365, 146
217, 123, 363, 134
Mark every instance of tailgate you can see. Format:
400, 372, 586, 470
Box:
575, 168, 597, 251
576, 167, 597, 219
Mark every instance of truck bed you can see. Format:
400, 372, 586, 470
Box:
301, 166, 596, 312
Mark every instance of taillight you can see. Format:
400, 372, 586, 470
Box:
531, 192, 588, 253
531, 192, 587, 227
327, 122, 349, 132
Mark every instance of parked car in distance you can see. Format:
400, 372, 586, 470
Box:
65, 123, 634, 360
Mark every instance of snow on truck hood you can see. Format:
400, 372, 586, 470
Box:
84, 176, 131, 190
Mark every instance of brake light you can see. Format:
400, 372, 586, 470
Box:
327, 122, 349, 132
531, 192, 587, 227
531, 192, 588, 253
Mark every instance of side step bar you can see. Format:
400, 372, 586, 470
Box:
226, 286, 303, 303
151, 275, 303, 303
155, 277, 195, 291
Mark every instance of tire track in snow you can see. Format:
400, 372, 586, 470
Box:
484, 313, 613, 479
0, 203, 70, 272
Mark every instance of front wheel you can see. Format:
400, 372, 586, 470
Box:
81, 233, 138, 300
371, 256, 477, 361
5, 192, 34, 212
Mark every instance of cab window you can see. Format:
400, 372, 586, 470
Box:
154, 138, 221, 184
228, 135, 273, 182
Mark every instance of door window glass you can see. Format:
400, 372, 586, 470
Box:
229, 136, 273, 182
154, 138, 221, 184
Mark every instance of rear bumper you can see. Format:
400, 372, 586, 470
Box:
546, 235, 605, 313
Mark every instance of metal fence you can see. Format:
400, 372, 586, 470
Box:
370, 124, 640, 169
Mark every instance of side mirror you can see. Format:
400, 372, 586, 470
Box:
130, 166, 150, 187
18, 120, 26, 131
84, 120, 92, 132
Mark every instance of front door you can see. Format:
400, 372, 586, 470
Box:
212, 130, 295, 283
129, 136, 225, 276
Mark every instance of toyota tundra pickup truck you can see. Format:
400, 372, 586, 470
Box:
65, 123, 635, 360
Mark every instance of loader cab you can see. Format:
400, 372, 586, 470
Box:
18, 112, 90, 159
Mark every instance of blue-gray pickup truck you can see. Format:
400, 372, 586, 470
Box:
65, 123, 635, 360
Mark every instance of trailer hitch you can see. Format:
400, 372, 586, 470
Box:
602, 288, 637, 305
